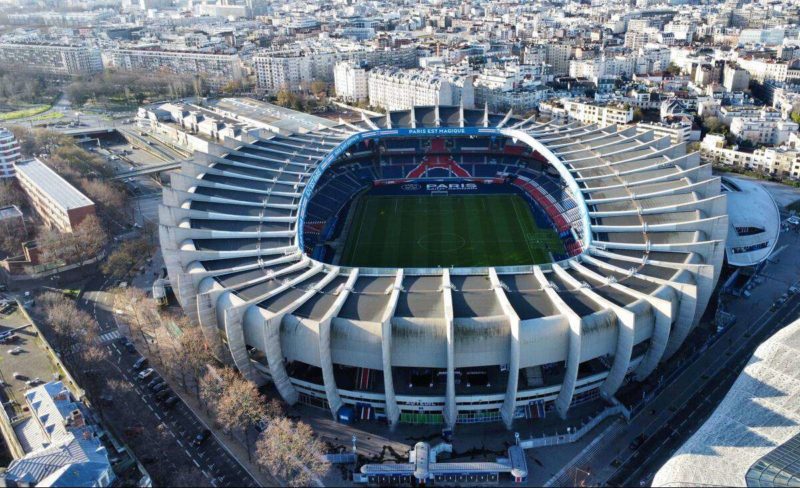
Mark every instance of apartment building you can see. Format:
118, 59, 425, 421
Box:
367, 67, 474, 111
0, 42, 103, 76
730, 113, 798, 145
0, 128, 20, 179
254, 46, 416, 93
737, 58, 788, 83
108, 48, 243, 89
723, 64, 751, 92
474, 85, 551, 112
1, 382, 115, 487
637, 120, 699, 144
334, 61, 368, 102
14, 158, 95, 233
701, 134, 800, 178
570, 56, 635, 83
560, 99, 634, 125
546, 43, 574, 76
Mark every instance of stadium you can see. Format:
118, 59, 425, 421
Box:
159, 104, 727, 428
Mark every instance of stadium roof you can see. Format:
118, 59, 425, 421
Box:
653, 318, 800, 487
722, 176, 781, 267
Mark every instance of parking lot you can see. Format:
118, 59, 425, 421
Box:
0, 306, 57, 416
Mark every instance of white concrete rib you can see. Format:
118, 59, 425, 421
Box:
160, 109, 726, 429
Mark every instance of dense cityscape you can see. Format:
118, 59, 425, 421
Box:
0, 0, 799, 486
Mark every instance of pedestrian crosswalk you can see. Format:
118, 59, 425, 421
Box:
99, 330, 122, 343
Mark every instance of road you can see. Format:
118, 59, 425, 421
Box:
547, 286, 800, 487
606, 294, 800, 487
79, 269, 260, 488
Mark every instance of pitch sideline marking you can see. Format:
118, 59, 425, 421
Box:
511, 197, 539, 263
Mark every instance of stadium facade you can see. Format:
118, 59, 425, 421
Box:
159, 105, 727, 428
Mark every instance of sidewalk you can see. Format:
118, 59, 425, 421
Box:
112, 248, 278, 487
169, 384, 280, 487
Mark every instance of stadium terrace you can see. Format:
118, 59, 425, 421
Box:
160, 105, 726, 428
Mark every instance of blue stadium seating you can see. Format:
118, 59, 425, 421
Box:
301, 137, 586, 257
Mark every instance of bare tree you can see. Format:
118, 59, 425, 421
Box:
0, 180, 25, 208
38, 215, 107, 269
0, 217, 27, 257
173, 321, 212, 397
81, 179, 130, 227
101, 238, 151, 279
199, 367, 238, 417
116, 287, 161, 360
37, 291, 100, 365
255, 418, 329, 487
216, 374, 267, 459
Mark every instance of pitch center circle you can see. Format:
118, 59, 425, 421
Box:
417, 233, 467, 253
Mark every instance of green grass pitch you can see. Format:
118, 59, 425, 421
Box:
340, 193, 566, 268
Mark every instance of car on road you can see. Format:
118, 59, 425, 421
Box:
629, 434, 647, 450
137, 368, 155, 381
192, 429, 211, 447
117, 337, 136, 353
163, 396, 179, 409
132, 357, 148, 371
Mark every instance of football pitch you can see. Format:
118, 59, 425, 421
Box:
340, 193, 566, 268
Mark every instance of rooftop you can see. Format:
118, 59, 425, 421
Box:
653, 317, 800, 487
4, 381, 114, 487
209, 97, 337, 133
0, 205, 23, 221
14, 158, 94, 211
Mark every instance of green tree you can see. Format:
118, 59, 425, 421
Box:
702, 116, 727, 135
310, 80, 329, 98
666, 63, 682, 75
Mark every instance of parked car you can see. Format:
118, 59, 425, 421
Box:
148, 379, 165, 391
152, 382, 168, 393
147, 377, 163, 389
7, 347, 22, 355
154, 389, 172, 401
163, 396, 179, 409
132, 357, 147, 371
192, 429, 211, 447
123, 425, 145, 438
137, 368, 155, 381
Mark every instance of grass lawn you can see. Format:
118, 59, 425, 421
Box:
29, 111, 63, 121
0, 105, 51, 121
340, 193, 565, 268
